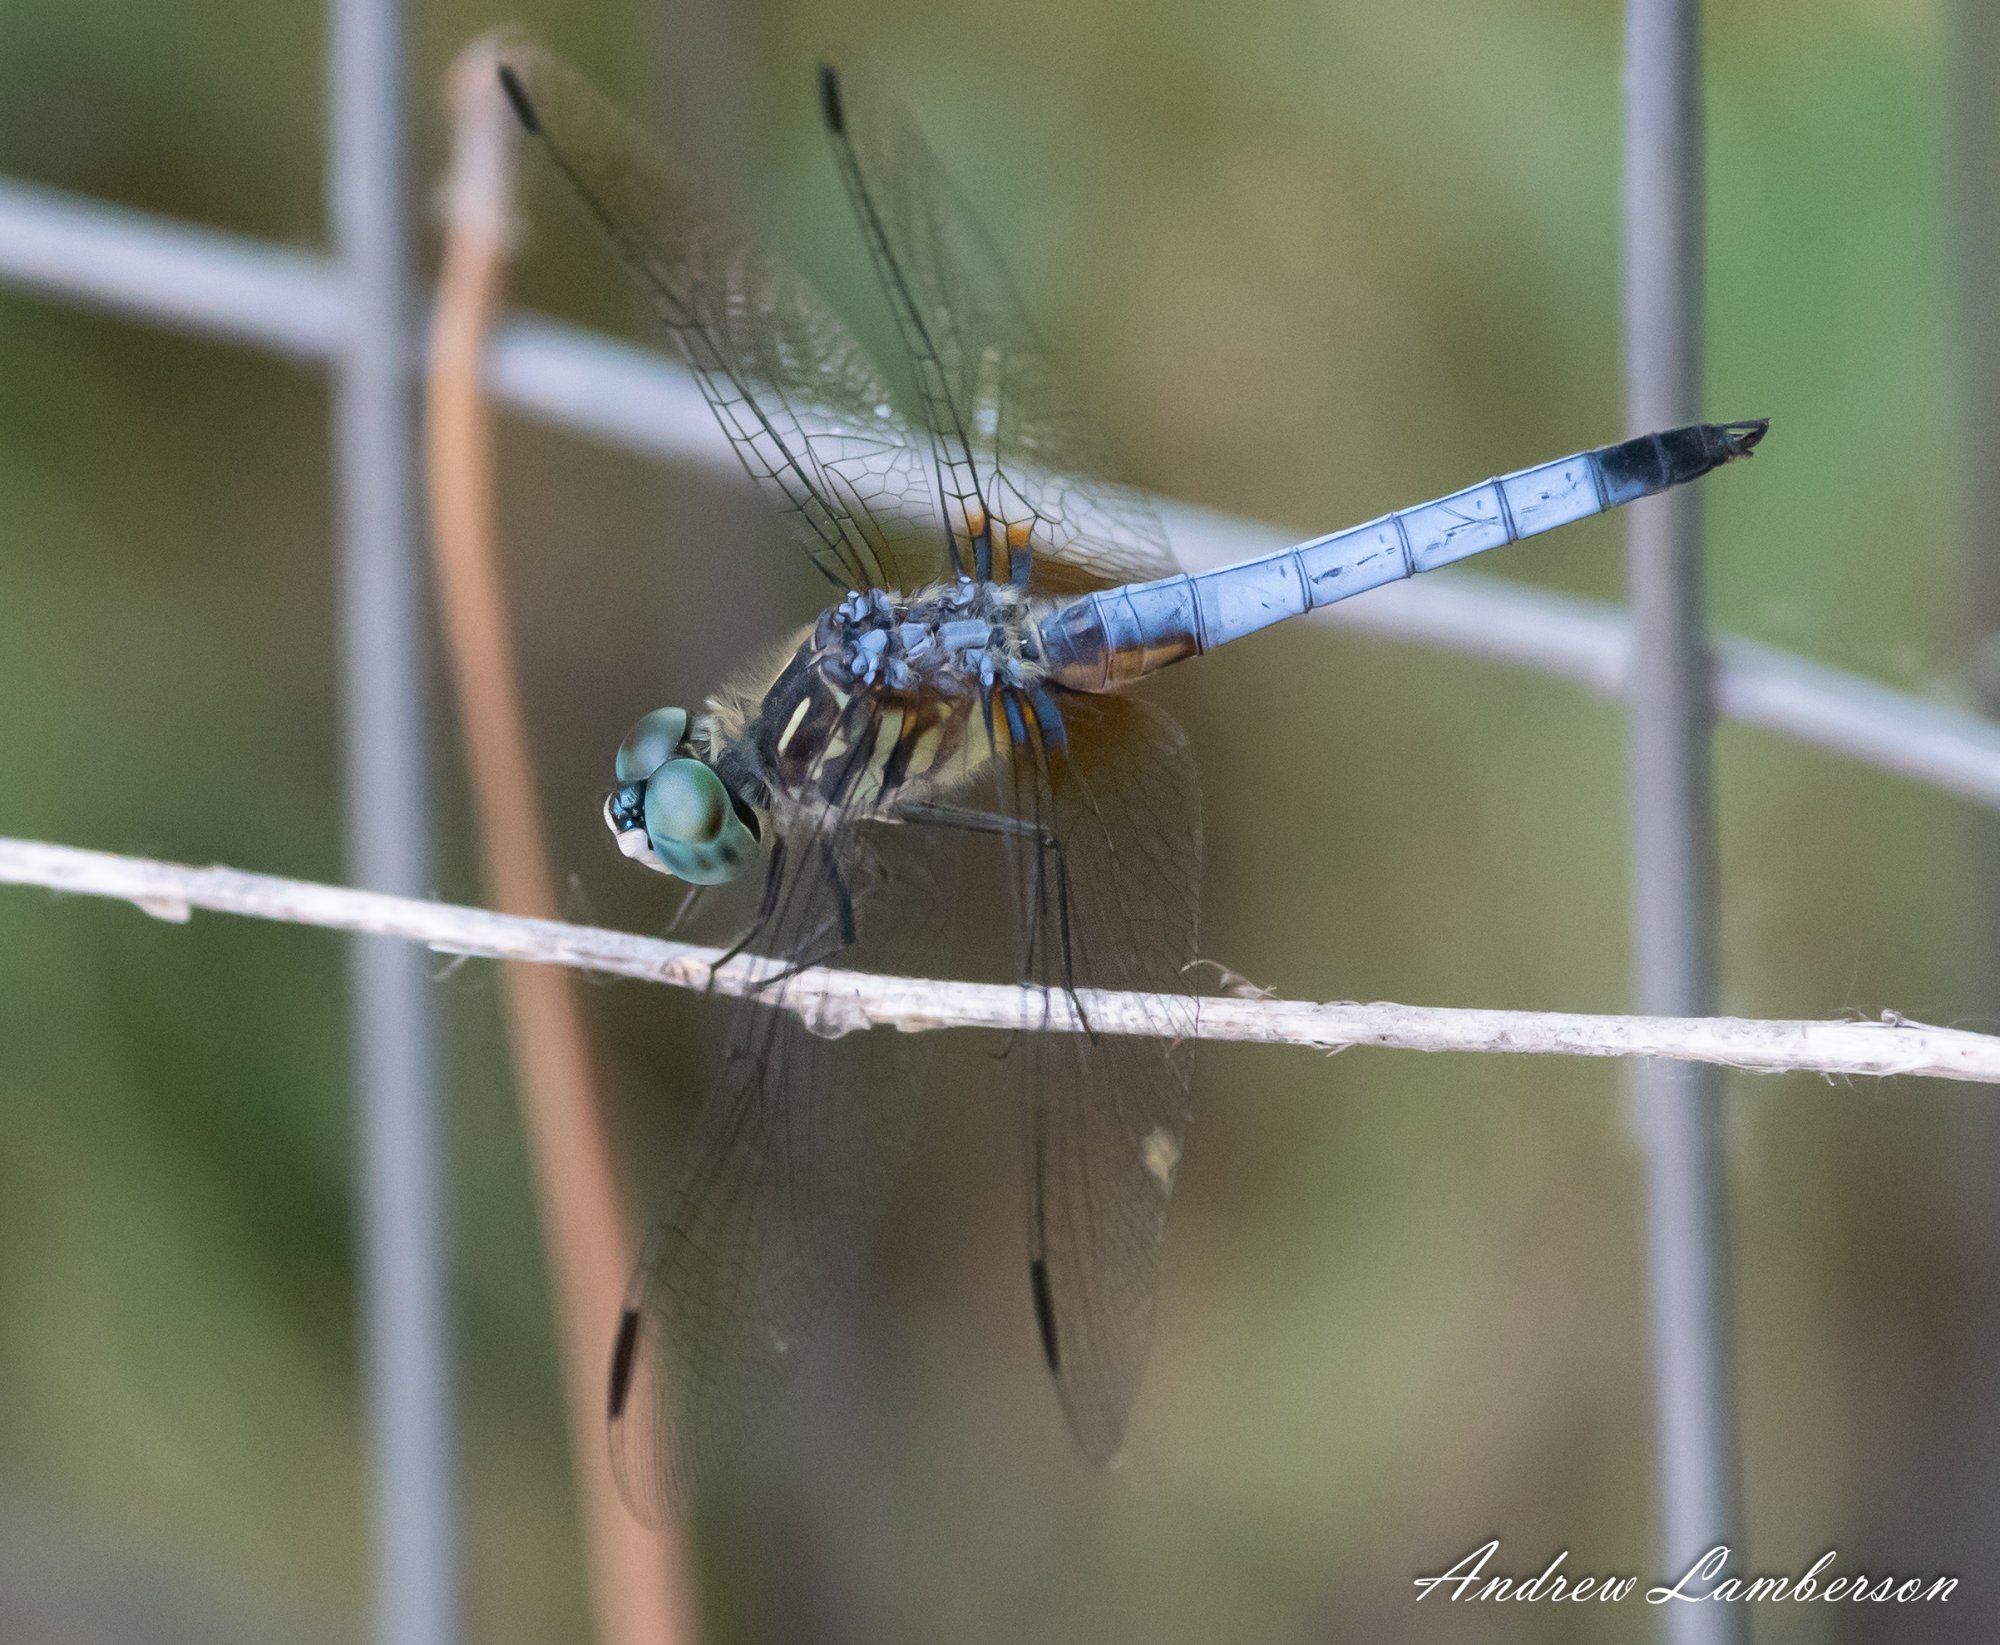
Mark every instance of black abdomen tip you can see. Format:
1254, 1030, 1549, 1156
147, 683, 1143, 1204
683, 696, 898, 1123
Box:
497, 64, 540, 134
1595, 417, 1773, 505
818, 63, 846, 134
1714, 417, 1769, 458
608, 1307, 641, 1419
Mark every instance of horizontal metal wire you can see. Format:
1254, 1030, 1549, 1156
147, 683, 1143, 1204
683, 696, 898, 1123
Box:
3, 173, 1992, 811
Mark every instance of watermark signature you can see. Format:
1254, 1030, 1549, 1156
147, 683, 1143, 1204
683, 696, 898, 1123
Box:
1414, 1540, 1958, 1606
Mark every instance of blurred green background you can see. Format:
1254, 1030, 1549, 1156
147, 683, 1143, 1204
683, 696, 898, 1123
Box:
0, 0, 1985, 1639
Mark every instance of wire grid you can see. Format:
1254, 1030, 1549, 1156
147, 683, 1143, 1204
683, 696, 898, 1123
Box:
1621, 2, 1739, 1639
327, 3, 455, 1645
0, 7, 1972, 1641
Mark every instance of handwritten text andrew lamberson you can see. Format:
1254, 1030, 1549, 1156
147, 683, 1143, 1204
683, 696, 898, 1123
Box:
1414, 1541, 1957, 1607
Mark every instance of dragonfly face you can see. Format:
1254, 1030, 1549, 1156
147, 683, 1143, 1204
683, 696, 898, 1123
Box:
603, 705, 761, 884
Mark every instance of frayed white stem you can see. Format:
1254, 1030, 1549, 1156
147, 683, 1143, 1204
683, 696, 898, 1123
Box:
2, 834, 1994, 1084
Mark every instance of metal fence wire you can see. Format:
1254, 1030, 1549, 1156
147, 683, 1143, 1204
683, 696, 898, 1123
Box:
0, 2, 1983, 1641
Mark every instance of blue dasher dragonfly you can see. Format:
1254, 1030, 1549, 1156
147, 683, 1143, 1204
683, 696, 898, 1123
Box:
496, 39, 1765, 1519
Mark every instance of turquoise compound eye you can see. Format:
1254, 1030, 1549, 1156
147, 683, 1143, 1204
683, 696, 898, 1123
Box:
642, 757, 758, 885
644, 758, 726, 845
615, 706, 690, 784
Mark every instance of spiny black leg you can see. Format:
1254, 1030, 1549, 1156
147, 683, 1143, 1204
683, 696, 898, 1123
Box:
896, 799, 1045, 843
1041, 824, 1092, 1043
748, 836, 858, 992
997, 694, 1040, 978
896, 799, 1094, 1043
666, 883, 704, 934
829, 835, 857, 944
896, 797, 1042, 1033
707, 837, 787, 991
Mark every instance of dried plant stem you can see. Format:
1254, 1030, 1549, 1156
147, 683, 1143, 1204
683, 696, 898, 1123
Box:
5, 834, 1997, 1086
427, 42, 694, 1645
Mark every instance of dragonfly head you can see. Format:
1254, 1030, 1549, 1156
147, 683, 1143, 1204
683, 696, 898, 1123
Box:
604, 706, 760, 884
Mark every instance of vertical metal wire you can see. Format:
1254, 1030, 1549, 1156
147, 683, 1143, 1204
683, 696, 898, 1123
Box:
1622, 0, 1743, 1633
329, 2, 456, 1643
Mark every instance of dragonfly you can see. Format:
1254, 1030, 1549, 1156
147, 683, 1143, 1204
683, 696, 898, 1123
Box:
496, 39, 1766, 1520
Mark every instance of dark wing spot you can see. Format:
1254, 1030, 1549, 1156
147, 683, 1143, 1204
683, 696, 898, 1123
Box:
817, 63, 846, 134
1029, 1257, 1060, 1372
496, 64, 540, 133
608, 1307, 641, 1419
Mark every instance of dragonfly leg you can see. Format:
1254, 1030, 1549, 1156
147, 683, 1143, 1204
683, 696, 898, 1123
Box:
666, 883, 705, 934
746, 835, 858, 992
706, 838, 788, 992
895, 799, 1092, 1041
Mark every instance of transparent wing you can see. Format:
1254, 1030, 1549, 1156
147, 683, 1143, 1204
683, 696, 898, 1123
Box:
820, 68, 1180, 595
499, 41, 946, 593
607, 709, 944, 1517
991, 692, 1201, 1461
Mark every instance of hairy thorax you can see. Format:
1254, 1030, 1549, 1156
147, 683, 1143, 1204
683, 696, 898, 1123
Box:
696, 580, 1052, 829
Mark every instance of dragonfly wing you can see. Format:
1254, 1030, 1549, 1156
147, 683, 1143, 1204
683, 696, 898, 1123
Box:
499, 40, 946, 593
819, 68, 1180, 594
994, 692, 1201, 1462
608, 711, 943, 1517
611, 978, 906, 1517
